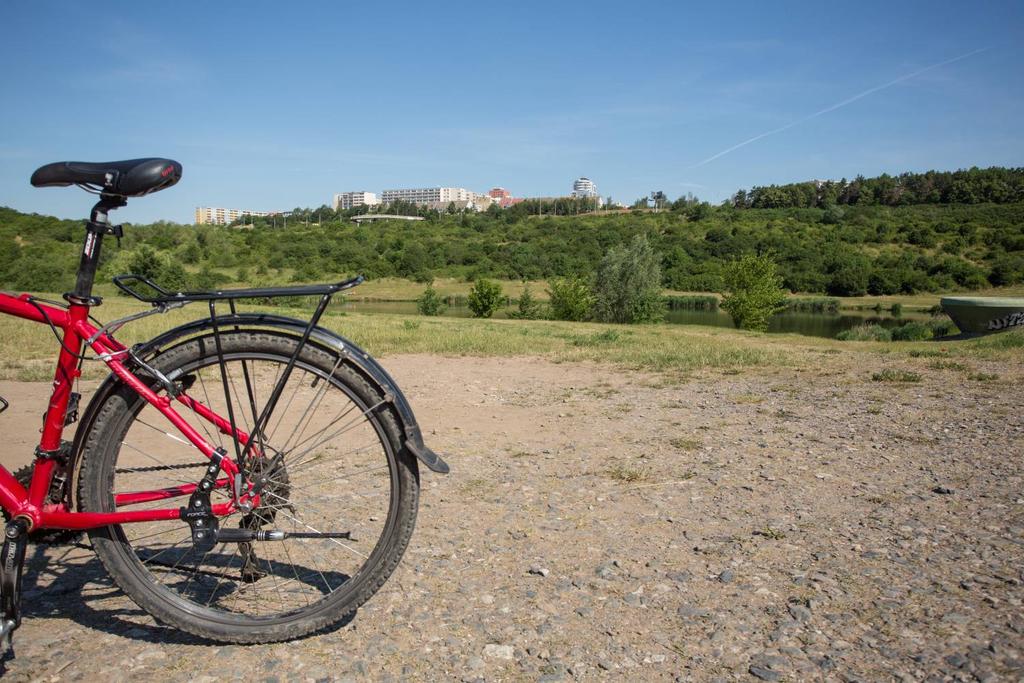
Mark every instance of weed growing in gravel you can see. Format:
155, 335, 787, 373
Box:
732, 393, 765, 404
908, 349, 948, 358
754, 526, 787, 540
871, 369, 922, 383
967, 371, 999, 382
606, 464, 649, 483
927, 359, 968, 371
670, 437, 703, 451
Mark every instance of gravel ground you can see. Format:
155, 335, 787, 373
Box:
0, 351, 1021, 681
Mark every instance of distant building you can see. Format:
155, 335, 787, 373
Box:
380, 187, 478, 205
195, 207, 272, 225
424, 196, 494, 212
487, 187, 522, 208
332, 191, 379, 211
572, 177, 599, 198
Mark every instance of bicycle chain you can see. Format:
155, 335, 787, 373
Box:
114, 461, 207, 474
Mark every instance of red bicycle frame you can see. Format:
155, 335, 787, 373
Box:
0, 291, 254, 532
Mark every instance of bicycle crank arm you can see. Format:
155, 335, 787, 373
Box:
216, 528, 353, 542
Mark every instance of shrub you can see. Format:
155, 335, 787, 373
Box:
509, 282, 543, 319
837, 324, 893, 342
592, 234, 664, 324
416, 282, 447, 316
720, 253, 788, 331
665, 295, 719, 310
547, 275, 593, 321
467, 278, 503, 318
891, 321, 932, 341
928, 318, 957, 337
890, 302, 902, 317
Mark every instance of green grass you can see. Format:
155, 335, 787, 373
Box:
871, 369, 923, 383
1, 292, 1020, 382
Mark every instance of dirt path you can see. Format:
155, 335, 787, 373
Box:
0, 353, 1021, 681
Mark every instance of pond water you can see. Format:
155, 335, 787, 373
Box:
337, 300, 927, 339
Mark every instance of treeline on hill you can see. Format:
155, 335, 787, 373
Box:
1, 169, 1022, 298
733, 167, 1024, 209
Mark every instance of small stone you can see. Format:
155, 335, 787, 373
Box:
666, 570, 692, 583
944, 653, 967, 668
718, 569, 735, 583
466, 657, 485, 670
529, 565, 550, 577
749, 665, 782, 681
932, 486, 954, 495
788, 604, 812, 622
677, 605, 710, 620
483, 644, 515, 660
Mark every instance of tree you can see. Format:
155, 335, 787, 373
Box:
416, 281, 447, 316
720, 253, 788, 332
592, 234, 664, 324
509, 282, 543, 319
467, 278, 503, 318
547, 275, 593, 321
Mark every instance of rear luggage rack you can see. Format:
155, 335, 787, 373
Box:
112, 273, 363, 305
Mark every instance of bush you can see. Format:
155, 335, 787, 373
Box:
928, 318, 957, 337
547, 275, 593, 321
509, 282, 543, 319
416, 282, 447, 316
837, 324, 893, 342
890, 321, 933, 341
467, 278, 503, 318
720, 253, 788, 331
890, 303, 902, 317
592, 234, 664, 324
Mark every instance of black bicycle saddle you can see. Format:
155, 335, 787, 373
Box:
30, 158, 182, 197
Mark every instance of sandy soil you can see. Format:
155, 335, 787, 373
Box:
0, 352, 1021, 681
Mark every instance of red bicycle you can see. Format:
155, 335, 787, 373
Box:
0, 158, 448, 648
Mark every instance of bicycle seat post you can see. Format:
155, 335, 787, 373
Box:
65, 194, 127, 307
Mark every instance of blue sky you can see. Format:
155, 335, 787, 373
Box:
1, 1, 1021, 224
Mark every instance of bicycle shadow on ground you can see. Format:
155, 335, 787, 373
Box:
12, 542, 357, 647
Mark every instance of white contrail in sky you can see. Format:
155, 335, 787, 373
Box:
690, 47, 990, 169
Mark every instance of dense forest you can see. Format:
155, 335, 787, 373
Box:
733, 166, 1024, 210
1, 168, 1023, 298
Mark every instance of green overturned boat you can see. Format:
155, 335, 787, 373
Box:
940, 296, 1024, 335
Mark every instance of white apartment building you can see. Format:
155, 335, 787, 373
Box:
572, 177, 599, 198
332, 191, 380, 211
380, 187, 478, 205
195, 207, 272, 225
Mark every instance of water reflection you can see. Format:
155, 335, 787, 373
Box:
337, 300, 925, 339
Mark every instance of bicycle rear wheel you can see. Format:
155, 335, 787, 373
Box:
78, 331, 419, 643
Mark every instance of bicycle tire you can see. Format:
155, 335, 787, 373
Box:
78, 330, 420, 643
